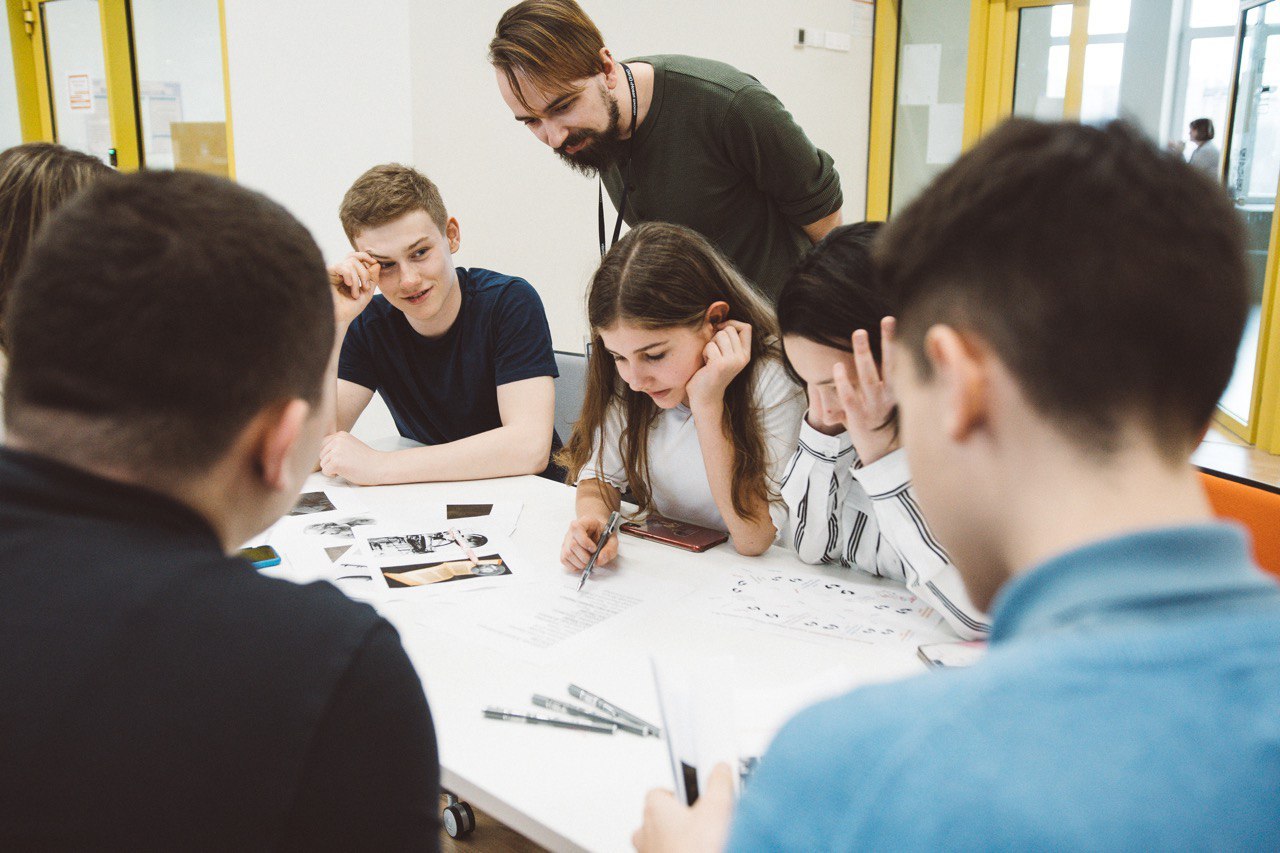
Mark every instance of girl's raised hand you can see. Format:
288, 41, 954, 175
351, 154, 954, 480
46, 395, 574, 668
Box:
831, 316, 899, 464
686, 320, 753, 411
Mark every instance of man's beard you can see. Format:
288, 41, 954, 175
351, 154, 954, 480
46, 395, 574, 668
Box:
555, 91, 629, 177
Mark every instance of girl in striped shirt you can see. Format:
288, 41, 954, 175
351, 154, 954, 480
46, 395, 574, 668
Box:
778, 223, 988, 639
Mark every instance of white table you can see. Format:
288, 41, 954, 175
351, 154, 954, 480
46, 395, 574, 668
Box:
282, 471, 951, 853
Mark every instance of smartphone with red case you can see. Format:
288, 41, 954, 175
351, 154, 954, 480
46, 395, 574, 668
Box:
619, 514, 729, 553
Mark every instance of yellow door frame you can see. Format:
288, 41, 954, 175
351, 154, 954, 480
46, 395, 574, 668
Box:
865, 0, 898, 221
1215, 0, 1280, 450
17, 0, 142, 169
6, 0, 235, 177
216, 0, 234, 179
987, 0, 1089, 131
4, 0, 42, 138
865, 0, 1088, 220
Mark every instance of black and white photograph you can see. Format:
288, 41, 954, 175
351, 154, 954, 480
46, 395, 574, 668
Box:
302, 515, 377, 540
381, 554, 512, 588
288, 491, 338, 516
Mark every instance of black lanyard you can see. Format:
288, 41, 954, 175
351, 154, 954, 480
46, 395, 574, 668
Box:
599, 63, 638, 257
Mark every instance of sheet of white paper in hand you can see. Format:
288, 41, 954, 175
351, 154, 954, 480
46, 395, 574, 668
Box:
652, 655, 742, 806
706, 570, 945, 645
418, 571, 687, 665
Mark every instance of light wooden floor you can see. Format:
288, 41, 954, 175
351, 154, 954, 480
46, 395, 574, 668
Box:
439, 795, 549, 853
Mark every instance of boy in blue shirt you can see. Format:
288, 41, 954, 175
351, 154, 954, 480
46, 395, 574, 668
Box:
323, 164, 559, 485
633, 120, 1280, 850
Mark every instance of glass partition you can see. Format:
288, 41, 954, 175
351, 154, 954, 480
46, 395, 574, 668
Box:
1220, 2, 1280, 424
1013, 5, 1072, 120
41, 0, 112, 163
887, 0, 973, 214
130, 0, 229, 175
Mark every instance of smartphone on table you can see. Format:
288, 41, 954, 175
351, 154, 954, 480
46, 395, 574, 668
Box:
619, 514, 728, 553
238, 545, 281, 569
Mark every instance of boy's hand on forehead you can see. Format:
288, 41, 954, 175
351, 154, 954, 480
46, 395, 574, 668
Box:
833, 316, 899, 465
328, 251, 379, 327
687, 320, 753, 411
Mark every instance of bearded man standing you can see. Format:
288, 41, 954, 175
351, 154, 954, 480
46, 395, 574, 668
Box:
490, 0, 843, 300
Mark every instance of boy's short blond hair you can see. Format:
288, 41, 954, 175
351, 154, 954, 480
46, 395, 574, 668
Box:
339, 164, 449, 244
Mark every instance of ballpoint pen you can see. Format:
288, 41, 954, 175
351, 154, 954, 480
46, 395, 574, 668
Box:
567, 683, 661, 737
577, 510, 622, 591
448, 527, 480, 568
482, 706, 615, 734
532, 694, 648, 736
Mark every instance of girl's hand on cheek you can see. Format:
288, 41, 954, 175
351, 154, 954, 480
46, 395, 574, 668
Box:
686, 320, 753, 411
833, 316, 900, 464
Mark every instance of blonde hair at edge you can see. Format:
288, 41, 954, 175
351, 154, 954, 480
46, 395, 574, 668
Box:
558, 222, 782, 522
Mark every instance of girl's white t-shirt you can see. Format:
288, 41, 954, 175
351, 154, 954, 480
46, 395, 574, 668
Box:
579, 355, 805, 537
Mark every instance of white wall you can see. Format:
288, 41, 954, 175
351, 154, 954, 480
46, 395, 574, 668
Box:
410, 0, 872, 351
221, 1, 873, 352
222, 0, 414, 260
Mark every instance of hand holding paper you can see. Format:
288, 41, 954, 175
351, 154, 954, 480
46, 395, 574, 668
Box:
631, 763, 735, 853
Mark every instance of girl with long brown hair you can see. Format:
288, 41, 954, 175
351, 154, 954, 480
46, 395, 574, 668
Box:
0, 143, 113, 438
558, 222, 804, 569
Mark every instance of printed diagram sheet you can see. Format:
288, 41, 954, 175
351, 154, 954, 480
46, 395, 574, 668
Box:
705, 570, 944, 644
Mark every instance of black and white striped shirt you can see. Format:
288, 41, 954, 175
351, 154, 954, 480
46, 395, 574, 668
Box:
780, 420, 990, 639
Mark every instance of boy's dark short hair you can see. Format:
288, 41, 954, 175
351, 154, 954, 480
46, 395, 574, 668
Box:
3, 170, 333, 476
339, 163, 449, 245
877, 119, 1247, 459
1190, 117, 1215, 141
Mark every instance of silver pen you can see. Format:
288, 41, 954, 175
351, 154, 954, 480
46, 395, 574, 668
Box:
532, 694, 648, 736
567, 684, 661, 737
577, 510, 622, 591
483, 706, 615, 734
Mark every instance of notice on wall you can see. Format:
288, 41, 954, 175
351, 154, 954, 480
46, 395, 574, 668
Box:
899, 43, 941, 106
66, 72, 93, 112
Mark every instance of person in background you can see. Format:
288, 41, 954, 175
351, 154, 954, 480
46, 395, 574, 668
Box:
558, 222, 804, 570
1169, 117, 1220, 177
633, 119, 1280, 851
0, 142, 113, 437
490, 0, 842, 299
0, 170, 440, 849
325, 163, 560, 485
777, 222, 988, 639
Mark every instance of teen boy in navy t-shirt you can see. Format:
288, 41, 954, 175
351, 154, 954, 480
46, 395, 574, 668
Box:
323, 164, 559, 485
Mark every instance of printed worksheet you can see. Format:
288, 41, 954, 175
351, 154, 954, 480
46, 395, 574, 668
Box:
417, 572, 688, 663
704, 570, 945, 645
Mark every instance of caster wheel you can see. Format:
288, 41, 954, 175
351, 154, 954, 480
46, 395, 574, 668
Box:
443, 801, 475, 838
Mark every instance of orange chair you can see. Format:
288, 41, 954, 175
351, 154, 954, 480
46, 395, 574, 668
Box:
1199, 469, 1280, 579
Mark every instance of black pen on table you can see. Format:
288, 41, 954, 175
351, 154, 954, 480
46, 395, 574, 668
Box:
577, 510, 622, 592
568, 683, 661, 737
532, 694, 648, 736
483, 707, 615, 734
